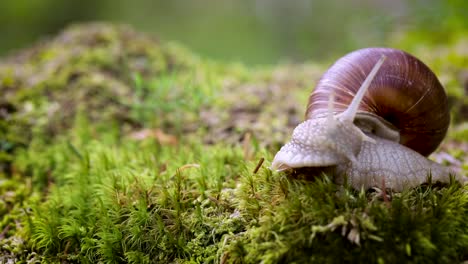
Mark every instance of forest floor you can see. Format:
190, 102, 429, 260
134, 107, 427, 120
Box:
1, 23, 468, 263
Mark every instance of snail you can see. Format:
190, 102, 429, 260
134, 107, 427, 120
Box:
271, 47, 460, 191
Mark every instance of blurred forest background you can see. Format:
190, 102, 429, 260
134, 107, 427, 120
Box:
0, 0, 466, 65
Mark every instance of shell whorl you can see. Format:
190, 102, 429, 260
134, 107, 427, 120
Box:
306, 47, 450, 156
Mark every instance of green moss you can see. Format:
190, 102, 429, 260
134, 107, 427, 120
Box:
225, 174, 468, 263
0, 23, 326, 174
450, 123, 468, 142
4, 134, 468, 263
0, 23, 225, 174
11, 137, 246, 262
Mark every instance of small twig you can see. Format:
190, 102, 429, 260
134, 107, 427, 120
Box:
208, 196, 220, 205
0, 225, 10, 239
64, 240, 71, 256
243, 132, 253, 160
177, 163, 201, 172
381, 177, 391, 206
253, 158, 265, 174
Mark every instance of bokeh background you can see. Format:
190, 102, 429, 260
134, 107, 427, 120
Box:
0, 0, 466, 64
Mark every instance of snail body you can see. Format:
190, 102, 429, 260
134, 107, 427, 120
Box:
334, 135, 452, 191
272, 48, 458, 191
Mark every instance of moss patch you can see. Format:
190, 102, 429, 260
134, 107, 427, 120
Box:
4, 135, 468, 263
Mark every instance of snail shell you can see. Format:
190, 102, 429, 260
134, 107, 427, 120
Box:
306, 48, 450, 156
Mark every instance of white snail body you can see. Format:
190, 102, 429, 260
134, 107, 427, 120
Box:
272, 48, 458, 191
334, 136, 452, 191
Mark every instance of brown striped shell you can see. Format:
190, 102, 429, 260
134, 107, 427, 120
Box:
306, 48, 450, 157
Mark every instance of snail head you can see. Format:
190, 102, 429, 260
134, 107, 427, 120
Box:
271, 55, 386, 171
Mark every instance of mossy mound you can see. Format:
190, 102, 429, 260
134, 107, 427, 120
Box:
0, 23, 326, 175
1, 23, 467, 263
0, 23, 201, 171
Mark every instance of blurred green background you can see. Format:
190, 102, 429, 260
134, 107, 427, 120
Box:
0, 0, 466, 65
